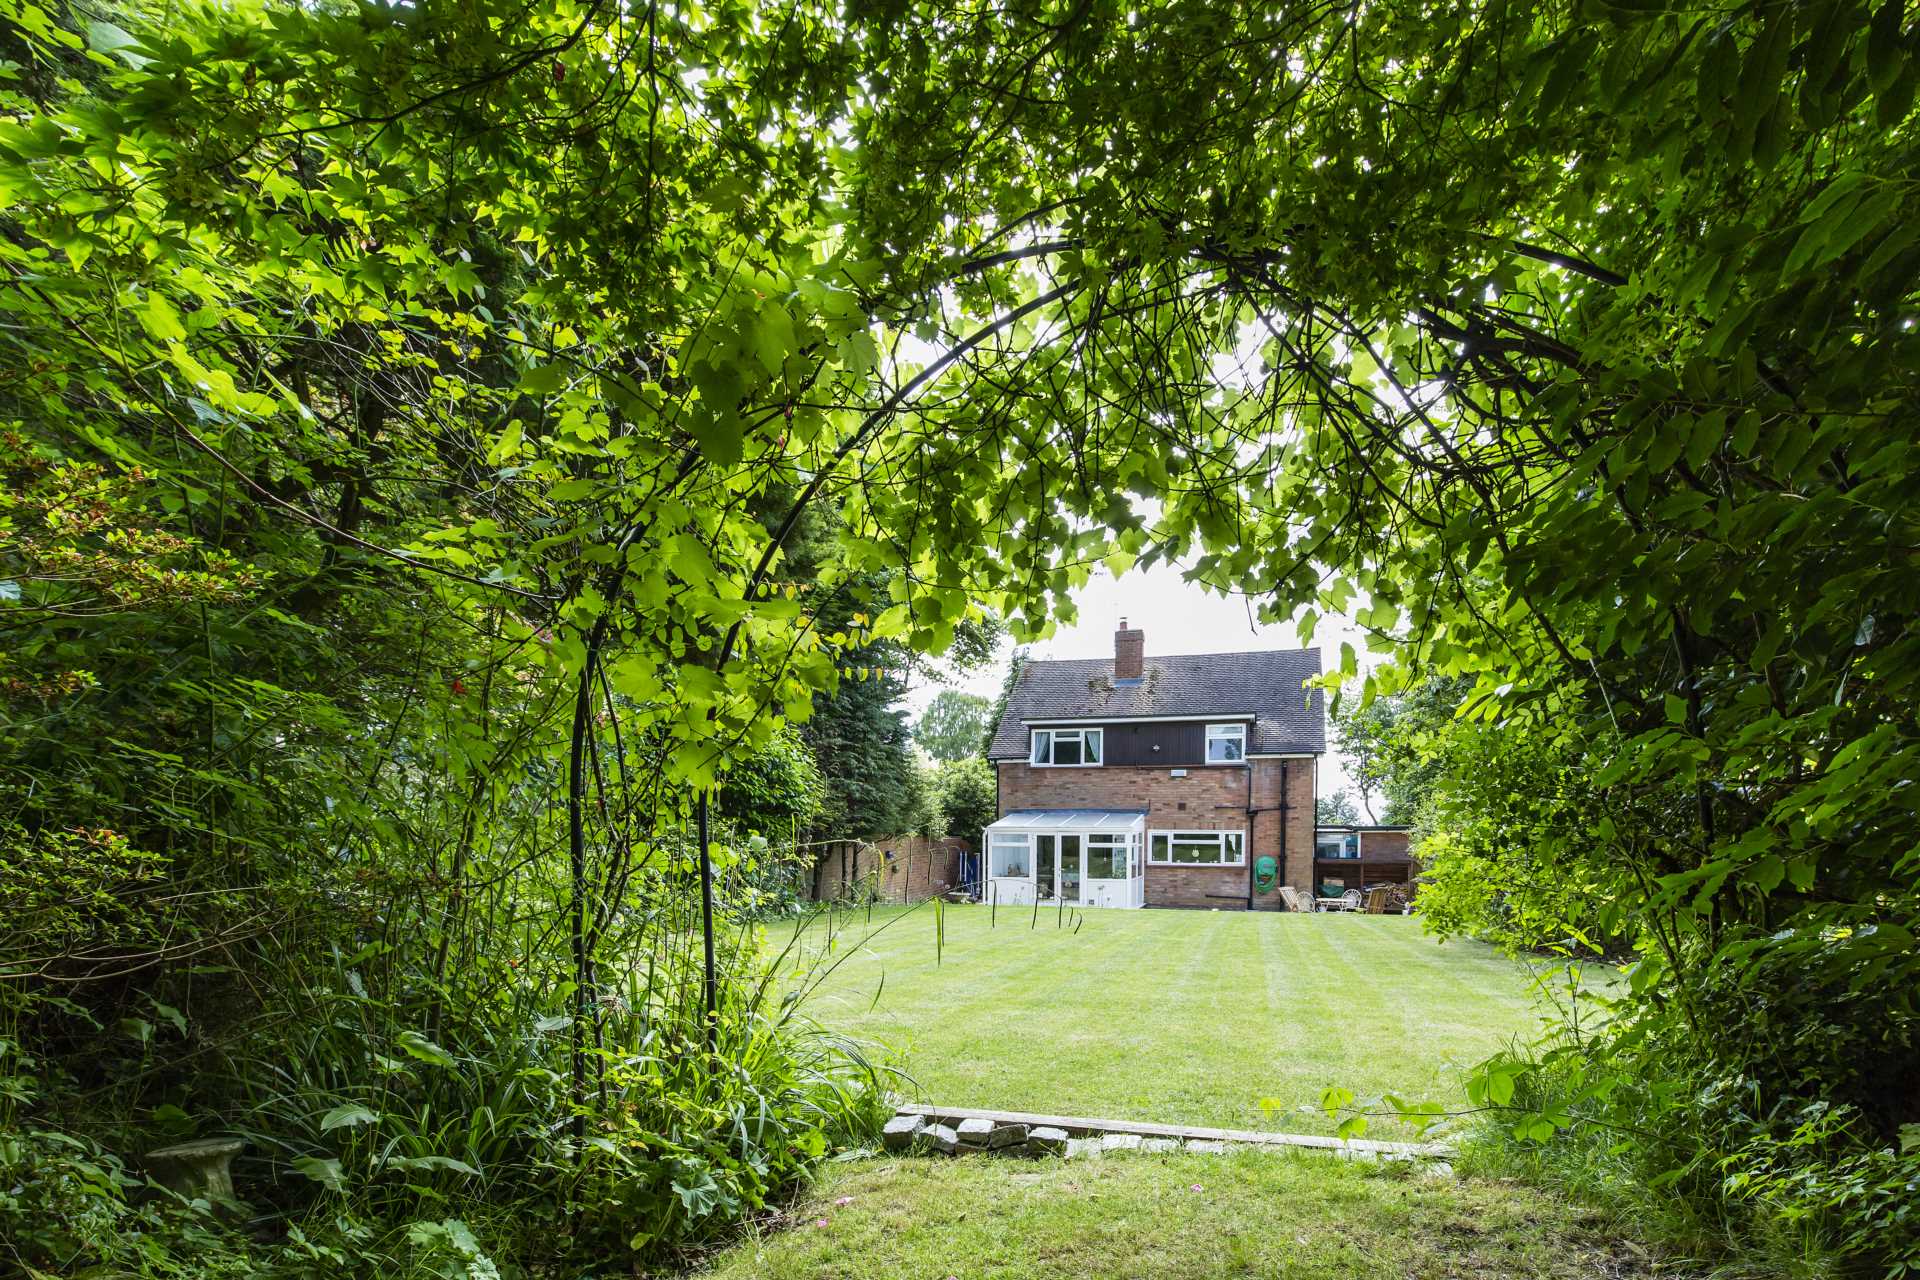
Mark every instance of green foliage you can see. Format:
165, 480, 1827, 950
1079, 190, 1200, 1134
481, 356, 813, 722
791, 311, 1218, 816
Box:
720, 726, 827, 838
927, 757, 997, 844
913, 690, 993, 764
980, 651, 1028, 758
1314, 789, 1359, 827
800, 659, 924, 838
0, 0, 1915, 1272
1331, 680, 1467, 826
1360, 689, 1628, 958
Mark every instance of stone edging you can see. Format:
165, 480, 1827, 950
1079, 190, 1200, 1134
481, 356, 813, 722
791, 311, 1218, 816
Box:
885, 1103, 1448, 1161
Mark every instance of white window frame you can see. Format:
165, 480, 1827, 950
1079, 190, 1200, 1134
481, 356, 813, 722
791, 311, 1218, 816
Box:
1205, 722, 1247, 764
1147, 829, 1247, 867
1083, 832, 1130, 881
987, 832, 1032, 879
1029, 727, 1104, 767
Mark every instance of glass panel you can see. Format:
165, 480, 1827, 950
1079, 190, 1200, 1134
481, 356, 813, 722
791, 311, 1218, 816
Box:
1206, 726, 1245, 763
990, 835, 1028, 878
1030, 730, 1050, 764
1172, 835, 1220, 864
1084, 729, 1102, 763
1224, 832, 1245, 864
1059, 835, 1081, 903
1087, 840, 1123, 879
1035, 835, 1055, 898
1052, 734, 1082, 765
1151, 833, 1168, 863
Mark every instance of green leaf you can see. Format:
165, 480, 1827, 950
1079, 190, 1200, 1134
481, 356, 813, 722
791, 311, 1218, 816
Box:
752, 300, 797, 376
1869, 0, 1906, 91
688, 405, 744, 465
394, 1030, 457, 1068
388, 1155, 480, 1176
517, 364, 566, 397
320, 1103, 379, 1132
85, 20, 149, 66
291, 1156, 347, 1192
140, 292, 186, 343
488, 420, 525, 464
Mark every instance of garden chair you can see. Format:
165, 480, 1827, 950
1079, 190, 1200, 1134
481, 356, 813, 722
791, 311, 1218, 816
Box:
1365, 885, 1392, 914
1279, 885, 1313, 913
1340, 889, 1363, 912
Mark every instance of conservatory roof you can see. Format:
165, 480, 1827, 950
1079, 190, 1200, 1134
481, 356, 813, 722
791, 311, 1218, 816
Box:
985, 809, 1148, 834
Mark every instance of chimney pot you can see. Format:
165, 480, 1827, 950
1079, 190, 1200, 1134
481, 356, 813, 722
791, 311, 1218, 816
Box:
1114, 621, 1144, 681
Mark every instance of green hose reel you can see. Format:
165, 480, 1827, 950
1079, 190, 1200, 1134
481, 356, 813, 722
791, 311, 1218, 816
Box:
1254, 855, 1278, 893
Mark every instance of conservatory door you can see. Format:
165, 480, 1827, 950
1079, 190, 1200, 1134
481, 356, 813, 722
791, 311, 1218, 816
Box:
1057, 835, 1082, 904
1034, 835, 1056, 900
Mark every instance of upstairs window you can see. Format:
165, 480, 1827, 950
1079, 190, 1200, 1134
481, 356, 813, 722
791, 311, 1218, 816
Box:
1030, 727, 1103, 767
1205, 723, 1247, 763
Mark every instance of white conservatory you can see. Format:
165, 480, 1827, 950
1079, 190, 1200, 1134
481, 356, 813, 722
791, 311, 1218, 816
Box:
981, 809, 1146, 909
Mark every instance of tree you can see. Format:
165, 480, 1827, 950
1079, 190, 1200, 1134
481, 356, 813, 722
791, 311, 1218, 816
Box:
718, 727, 826, 838
1332, 679, 1467, 825
980, 650, 1028, 757
929, 758, 997, 844
914, 690, 993, 763
1315, 789, 1360, 827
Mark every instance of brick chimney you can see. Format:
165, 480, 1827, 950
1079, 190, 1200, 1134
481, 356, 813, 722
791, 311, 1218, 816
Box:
1114, 618, 1144, 681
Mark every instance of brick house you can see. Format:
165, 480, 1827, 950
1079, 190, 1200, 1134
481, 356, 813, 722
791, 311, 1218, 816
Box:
982, 622, 1324, 910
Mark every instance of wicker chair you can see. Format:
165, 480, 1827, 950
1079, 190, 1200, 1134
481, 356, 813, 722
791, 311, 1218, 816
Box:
1279, 885, 1313, 913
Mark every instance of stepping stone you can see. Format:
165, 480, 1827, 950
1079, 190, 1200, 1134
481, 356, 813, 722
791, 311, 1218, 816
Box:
987, 1123, 1029, 1150
882, 1115, 925, 1152
1183, 1140, 1227, 1154
1138, 1137, 1180, 1153
1025, 1126, 1070, 1156
1063, 1137, 1103, 1159
925, 1123, 961, 1155
1100, 1133, 1143, 1153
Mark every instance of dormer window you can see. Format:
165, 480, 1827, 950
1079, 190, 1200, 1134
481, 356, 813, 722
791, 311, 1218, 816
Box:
1205, 723, 1246, 763
1030, 727, 1103, 767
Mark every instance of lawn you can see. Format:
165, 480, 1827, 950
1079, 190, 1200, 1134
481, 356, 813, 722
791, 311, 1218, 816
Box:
697, 1149, 1655, 1280
772, 904, 1567, 1140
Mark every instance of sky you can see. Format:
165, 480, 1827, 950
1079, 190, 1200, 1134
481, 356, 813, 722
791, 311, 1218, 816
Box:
902, 560, 1366, 801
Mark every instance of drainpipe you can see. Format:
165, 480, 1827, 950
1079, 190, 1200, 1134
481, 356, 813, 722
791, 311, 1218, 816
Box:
1244, 765, 1256, 911
1279, 761, 1290, 896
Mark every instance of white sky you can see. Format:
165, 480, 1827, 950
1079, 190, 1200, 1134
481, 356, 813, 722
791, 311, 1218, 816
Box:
905, 561, 1365, 799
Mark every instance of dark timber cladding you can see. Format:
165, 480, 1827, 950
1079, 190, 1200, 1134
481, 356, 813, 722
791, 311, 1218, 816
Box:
1092, 719, 1211, 766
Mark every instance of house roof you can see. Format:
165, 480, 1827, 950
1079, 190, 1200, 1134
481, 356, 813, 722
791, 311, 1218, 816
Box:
986, 648, 1326, 760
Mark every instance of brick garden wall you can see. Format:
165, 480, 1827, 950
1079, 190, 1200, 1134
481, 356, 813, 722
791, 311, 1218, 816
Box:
810, 834, 967, 905
994, 756, 1318, 910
